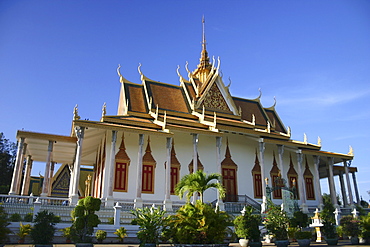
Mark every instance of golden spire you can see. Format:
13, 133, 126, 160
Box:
198, 16, 211, 71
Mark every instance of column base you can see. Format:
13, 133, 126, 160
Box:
300, 203, 309, 214
105, 196, 115, 207
69, 194, 79, 206
134, 198, 143, 208
40, 192, 48, 197
216, 200, 225, 211
163, 199, 173, 211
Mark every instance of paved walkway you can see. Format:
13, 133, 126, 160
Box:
3, 240, 367, 247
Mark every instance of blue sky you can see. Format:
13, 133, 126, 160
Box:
1, 1, 369, 202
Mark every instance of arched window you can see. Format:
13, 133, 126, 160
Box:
114, 134, 130, 192
221, 140, 238, 202
287, 155, 299, 200
270, 154, 282, 199
304, 158, 315, 200
252, 151, 262, 199
142, 137, 156, 193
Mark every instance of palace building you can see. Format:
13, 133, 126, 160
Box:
8, 21, 358, 214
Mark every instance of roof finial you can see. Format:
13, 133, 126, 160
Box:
198, 16, 211, 70
202, 15, 206, 52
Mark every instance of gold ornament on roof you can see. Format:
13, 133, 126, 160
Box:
348, 146, 354, 156
73, 104, 80, 120
101, 102, 106, 120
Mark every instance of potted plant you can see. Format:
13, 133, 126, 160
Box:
340, 215, 360, 244
234, 206, 262, 247
61, 227, 73, 243
95, 230, 107, 243
30, 210, 61, 246
131, 205, 168, 247
114, 226, 127, 243
165, 201, 231, 245
70, 196, 102, 246
295, 231, 312, 247
321, 194, 338, 245
360, 212, 370, 244
264, 202, 290, 247
16, 222, 32, 243
0, 205, 11, 246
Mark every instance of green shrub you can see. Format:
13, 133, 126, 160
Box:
131, 205, 167, 245
114, 227, 127, 243
16, 222, 32, 242
23, 213, 33, 222
107, 217, 114, 224
233, 206, 261, 241
165, 201, 232, 244
295, 231, 312, 240
340, 215, 360, 237
30, 210, 60, 244
0, 205, 11, 244
9, 213, 22, 222
263, 202, 290, 240
95, 230, 107, 243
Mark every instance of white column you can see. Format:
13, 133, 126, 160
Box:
70, 127, 85, 206
338, 171, 348, 207
327, 157, 339, 210
192, 133, 199, 203
352, 172, 360, 205
9, 137, 25, 195
21, 155, 33, 196
48, 162, 55, 197
259, 139, 267, 213
164, 137, 173, 211
105, 130, 117, 207
134, 134, 144, 208
277, 145, 285, 179
113, 202, 122, 226
297, 150, 308, 213
15, 143, 27, 194
41, 140, 53, 197
313, 155, 323, 210
216, 136, 224, 211
344, 160, 354, 206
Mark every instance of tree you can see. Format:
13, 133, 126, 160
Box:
30, 210, 60, 244
175, 170, 225, 203
0, 133, 16, 194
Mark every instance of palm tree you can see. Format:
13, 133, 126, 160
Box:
175, 170, 226, 203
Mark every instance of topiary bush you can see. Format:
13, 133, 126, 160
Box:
70, 196, 101, 243
30, 210, 60, 244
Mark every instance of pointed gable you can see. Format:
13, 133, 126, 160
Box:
202, 83, 231, 112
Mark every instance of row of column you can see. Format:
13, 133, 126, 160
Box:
258, 139, 358, 213
9, 138, 55, 198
